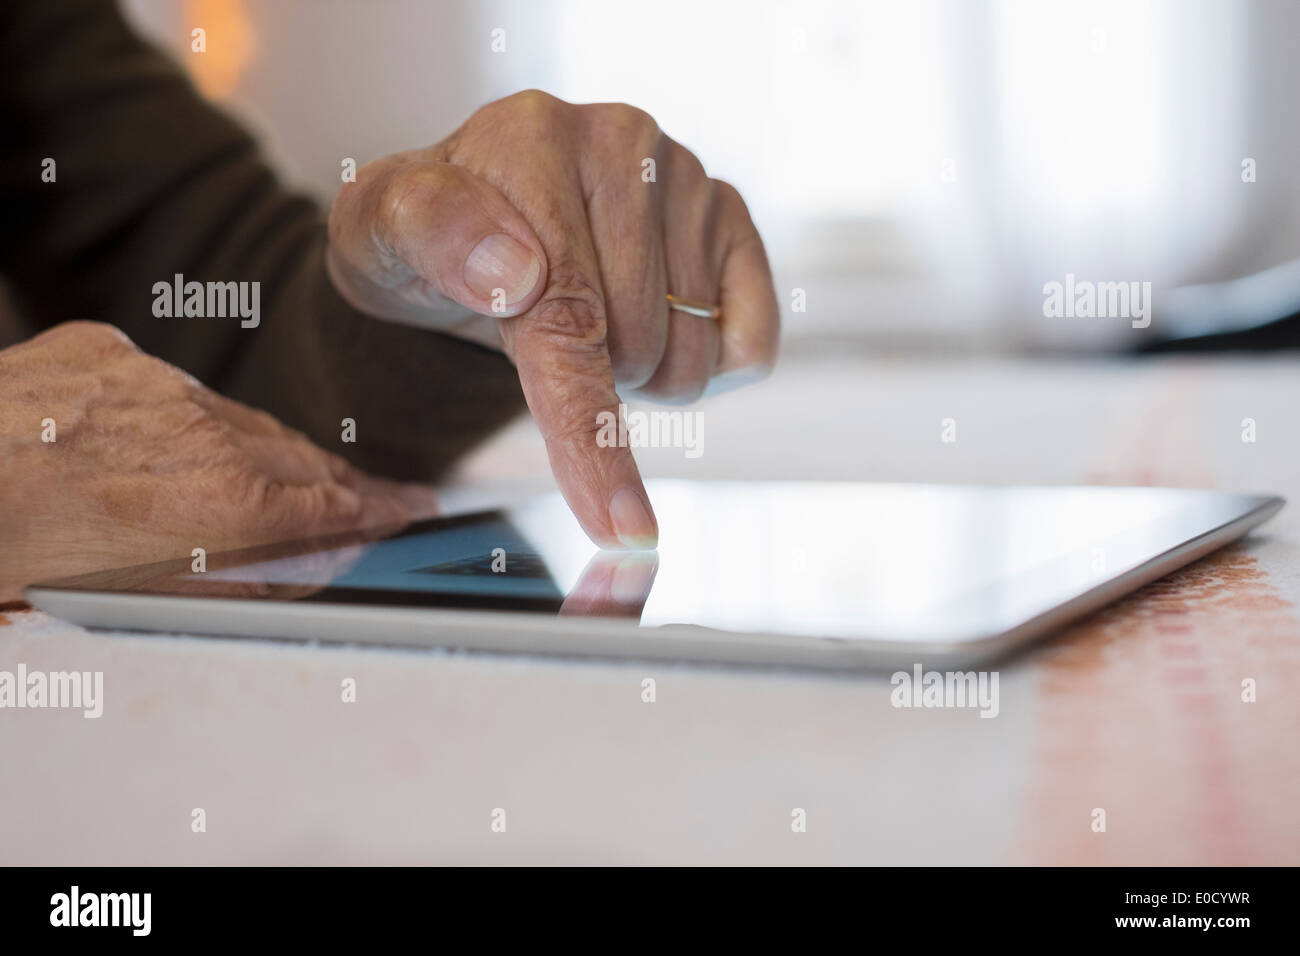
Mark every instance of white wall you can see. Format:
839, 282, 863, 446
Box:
123, 0, 1300, 351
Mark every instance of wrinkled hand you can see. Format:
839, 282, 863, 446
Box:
0, 322, 436, 601
326, 90, 780, 549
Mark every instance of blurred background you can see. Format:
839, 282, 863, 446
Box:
119, 0, 1300, 354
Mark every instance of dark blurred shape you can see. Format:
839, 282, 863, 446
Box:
1139, 312, 1300, 352
1140, 256, 1300, 352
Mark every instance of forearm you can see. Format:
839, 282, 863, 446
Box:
0, 0, 524, 479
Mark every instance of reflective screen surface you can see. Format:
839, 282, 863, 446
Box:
191, 481, 1279, 645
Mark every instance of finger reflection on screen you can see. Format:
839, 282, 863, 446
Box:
560, 551, 659, 620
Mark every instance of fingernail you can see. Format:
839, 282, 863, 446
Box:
610, 552, 658, 605
608, 487, 658, 550
464, 233, 540, 307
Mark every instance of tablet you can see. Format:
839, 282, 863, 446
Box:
25, 481, 1283, 670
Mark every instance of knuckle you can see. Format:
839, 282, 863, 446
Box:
331, 158, 391, 244
313, 481, 366, 525
666, 139, 709, 183
243, 405, 289, 440
373, 168, 434, 250
587, 102, 660, 141
714, 179, 763, 248
188, 408, 240, 452
259, 481, 362, 535
712, 178, 749, 215
512, 88, 563, 111
502, 89, 569, 130
54, 320, 140, 356
132, 351, 201, 396
251, 479, 299, 533
528, 269, 608, 349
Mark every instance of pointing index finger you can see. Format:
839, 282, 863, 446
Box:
500, 266, 658, 551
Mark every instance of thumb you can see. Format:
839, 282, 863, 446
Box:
331, 159, 548, 320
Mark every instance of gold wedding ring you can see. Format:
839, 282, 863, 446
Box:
666, 293, 722, 320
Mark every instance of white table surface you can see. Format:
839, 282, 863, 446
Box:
3, 350, 1298, 864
